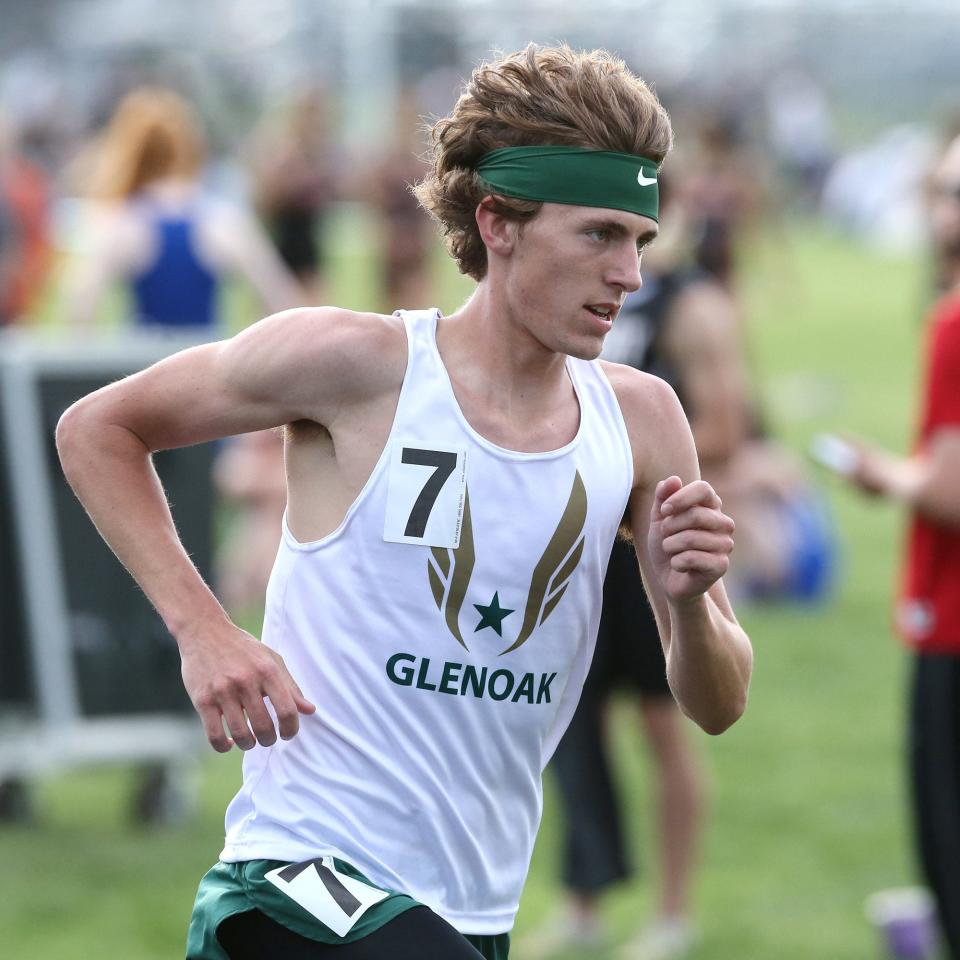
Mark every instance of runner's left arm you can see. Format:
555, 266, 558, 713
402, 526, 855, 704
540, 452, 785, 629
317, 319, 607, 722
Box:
610, 364, 753, 734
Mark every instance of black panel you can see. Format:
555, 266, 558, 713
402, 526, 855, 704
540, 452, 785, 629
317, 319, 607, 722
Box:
0, 382, 34, 711
37, 373, 213, 718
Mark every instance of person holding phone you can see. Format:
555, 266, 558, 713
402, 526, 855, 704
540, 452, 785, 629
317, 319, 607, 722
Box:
837, 134, 960, 960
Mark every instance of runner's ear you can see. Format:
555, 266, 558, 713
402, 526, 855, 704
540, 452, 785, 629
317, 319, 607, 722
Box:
475, 199, 518, 258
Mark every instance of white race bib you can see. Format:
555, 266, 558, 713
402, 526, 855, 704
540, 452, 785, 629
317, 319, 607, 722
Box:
264, 857, 390, 938
383, 441, 467, 548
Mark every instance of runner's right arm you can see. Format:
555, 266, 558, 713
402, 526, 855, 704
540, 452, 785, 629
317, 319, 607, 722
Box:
56, 307, 397, 750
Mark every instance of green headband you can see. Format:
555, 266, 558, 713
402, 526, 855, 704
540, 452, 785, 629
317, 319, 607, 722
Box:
474, 146, 660, 221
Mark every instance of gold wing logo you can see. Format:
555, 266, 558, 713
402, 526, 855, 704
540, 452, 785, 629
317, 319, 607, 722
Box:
427, 488, 476, 649
500, 470, 586, 655
426, 472, 587, 655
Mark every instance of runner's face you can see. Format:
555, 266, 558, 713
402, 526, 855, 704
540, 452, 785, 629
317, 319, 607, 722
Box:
505, 203, 658, 360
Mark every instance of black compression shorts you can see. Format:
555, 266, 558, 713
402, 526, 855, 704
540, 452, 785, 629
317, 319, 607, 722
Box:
216, 906, 506, 960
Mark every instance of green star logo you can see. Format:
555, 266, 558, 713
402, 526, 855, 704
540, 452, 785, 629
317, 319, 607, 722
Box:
473, 592, 514, 637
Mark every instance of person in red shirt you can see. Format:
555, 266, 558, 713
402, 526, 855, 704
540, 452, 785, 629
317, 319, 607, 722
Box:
842, 134, 960, 960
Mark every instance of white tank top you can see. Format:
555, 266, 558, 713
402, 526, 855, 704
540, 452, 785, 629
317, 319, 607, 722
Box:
221, 308, 634, 934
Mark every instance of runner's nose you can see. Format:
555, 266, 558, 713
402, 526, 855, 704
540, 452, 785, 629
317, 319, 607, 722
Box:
607, 244, 642, 294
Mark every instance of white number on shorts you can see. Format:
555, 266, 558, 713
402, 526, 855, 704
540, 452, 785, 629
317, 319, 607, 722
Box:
264, 857, 390, 937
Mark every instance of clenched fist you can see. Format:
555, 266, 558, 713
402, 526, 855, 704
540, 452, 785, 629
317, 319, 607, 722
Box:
648, 476, 735, 602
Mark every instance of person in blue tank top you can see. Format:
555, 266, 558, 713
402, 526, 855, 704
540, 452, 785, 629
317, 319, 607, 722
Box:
62, 84, 306, 668
128, 193, 219, 329
64, 87, 302, 332
57, 46, 753, 960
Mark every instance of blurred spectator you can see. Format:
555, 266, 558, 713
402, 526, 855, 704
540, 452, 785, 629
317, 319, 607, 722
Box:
610, 176, 833, 605
524, 180, 735, 960
708, 438, 836, 604
63, 86, 303, 332
526, 172, 834, 960
533, 190, 738, 960
839, 133, 960, 960
764, 68, 835, 210
821, 125, 935, 254
367, 90, 434, 310
0, 111, 53, 323
213, 426, 287, 617
0, 188, 17, 325
248, 87, 337, 303
675, 111, 772, 290
60, 86, 304, 624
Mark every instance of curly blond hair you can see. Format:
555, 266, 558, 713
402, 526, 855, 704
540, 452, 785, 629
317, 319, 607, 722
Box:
414, 44, 672, 280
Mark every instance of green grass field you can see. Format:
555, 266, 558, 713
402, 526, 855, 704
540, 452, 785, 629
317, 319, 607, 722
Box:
1, 215, 931, 958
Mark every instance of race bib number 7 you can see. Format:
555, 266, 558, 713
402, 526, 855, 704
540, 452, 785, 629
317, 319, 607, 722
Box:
264, 857, 389, 937
383, 442, 467, 548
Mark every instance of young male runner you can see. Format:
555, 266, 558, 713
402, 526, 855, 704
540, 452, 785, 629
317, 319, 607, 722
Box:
57, 45, 753, 959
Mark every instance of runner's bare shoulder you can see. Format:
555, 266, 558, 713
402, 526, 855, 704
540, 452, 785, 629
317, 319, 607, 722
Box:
599, 359, 682, 430
222, 307, 409, 417
598, 359, 690, 481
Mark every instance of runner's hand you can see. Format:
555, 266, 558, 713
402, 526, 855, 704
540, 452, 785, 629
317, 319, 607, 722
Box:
648, 476, 735, 602
180, 624, 316, 752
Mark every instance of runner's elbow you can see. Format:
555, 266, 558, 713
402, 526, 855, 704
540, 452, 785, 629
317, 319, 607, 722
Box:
56, 399, 91, 469
56, 393, 139, 474
696, 691, 748, 736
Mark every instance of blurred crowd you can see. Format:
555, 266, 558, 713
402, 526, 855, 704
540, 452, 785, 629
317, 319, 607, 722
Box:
0, 61, 948, 334
0, 67, 864, 610
0, 81, 440, 330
